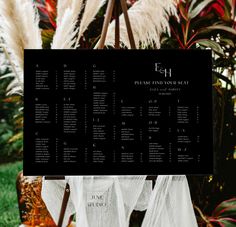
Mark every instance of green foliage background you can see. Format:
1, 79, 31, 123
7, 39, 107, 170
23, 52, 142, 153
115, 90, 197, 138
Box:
0, 162, 22, 226
0, 49, 23, 163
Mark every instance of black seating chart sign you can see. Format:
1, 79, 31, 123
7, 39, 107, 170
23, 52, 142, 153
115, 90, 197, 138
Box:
24, 50, 213, 175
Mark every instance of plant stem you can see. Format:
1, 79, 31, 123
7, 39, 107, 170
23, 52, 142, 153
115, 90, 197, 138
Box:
170, 26, 185, 49
186, 31, 199, 47
194, 204, 211, 225
184, 20, 190, 45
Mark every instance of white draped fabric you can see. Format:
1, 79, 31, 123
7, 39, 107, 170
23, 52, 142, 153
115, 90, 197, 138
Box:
41, 175, 198, 227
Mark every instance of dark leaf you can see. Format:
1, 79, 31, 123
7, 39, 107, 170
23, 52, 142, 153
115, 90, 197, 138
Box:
200, 24, 236, 35
212, 198, 236, 218
188, 0, 215, 19
197, 39, 224, 55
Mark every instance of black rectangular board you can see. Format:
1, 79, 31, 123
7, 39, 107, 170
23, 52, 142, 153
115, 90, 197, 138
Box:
24, 49, 213, 175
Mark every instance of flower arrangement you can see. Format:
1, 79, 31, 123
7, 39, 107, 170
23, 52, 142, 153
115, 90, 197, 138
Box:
16, 172, 57, 226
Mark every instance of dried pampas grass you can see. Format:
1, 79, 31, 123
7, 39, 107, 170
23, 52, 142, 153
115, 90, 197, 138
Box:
53, 0, 106, 49
75, 0, 107, 48
0, 0, 179, 95
0, 0, 42, 94
56, 0, 74, 26
0, 43, 23, 96
102, 0, 179, 49
51, 0, 84, 49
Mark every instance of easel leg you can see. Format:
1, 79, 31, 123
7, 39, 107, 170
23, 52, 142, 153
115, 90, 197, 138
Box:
97, 0, 116, 49
57, 183, 70, 227
120, 0, 136, 49
115, 0, 120, 49
96, 0, 136, 49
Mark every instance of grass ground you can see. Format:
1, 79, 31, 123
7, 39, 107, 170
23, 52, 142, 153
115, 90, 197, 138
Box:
0, 161, 22, 227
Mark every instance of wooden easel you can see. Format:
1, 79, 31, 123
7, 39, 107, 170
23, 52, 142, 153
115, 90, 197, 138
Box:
44, 176, 70, 227
96, 0, 136, 49
47, 1, 156, 226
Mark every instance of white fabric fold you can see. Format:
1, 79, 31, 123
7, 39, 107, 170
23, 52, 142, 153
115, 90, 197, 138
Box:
41, 175, 197, 227
141, 176, 198, 227
41, 178, 75, 227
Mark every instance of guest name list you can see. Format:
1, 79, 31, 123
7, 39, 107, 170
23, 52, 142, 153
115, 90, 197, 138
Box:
24, 50, 213, 175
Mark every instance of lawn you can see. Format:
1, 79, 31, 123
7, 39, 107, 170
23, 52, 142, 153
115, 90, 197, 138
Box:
0, 161, 23, 227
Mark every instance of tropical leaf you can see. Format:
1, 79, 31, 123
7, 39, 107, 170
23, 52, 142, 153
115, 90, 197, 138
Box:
8, 132, 23, 143
188, 0, 198, 13
210, 218, 236, 227
188, 0, 214, 19
200, 24, 236, 35
3, 96, 21, 103
178, 2, 188, 21
35, 0, 57, 29
196, 39, 224, 55
195, 198, 236, 227
212, 198, 236, 218
220, 38, 235, 47
41, 29, 55, 48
